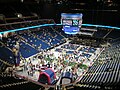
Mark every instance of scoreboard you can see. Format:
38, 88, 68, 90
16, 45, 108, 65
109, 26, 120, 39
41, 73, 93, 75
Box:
61, 13, 83, 34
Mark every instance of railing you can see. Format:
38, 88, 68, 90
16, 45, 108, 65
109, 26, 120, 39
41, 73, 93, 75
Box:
0, 19, 55, 26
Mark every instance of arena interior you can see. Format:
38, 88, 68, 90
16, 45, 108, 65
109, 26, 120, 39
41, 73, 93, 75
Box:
0, 0, 120, 90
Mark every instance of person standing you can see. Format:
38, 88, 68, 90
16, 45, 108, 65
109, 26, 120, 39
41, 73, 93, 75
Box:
12, 41, 20, 66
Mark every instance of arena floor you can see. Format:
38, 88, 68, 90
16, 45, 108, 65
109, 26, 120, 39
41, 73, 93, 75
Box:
13, 40, 103, 87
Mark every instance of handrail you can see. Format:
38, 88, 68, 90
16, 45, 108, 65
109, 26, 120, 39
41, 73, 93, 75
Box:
0, 59, 13, 67
0, 19, 54, 26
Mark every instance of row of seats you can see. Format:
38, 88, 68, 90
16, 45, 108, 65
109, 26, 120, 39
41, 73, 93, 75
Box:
0, 22, 66, 60
80, 62, 119, 84
18, 27, 65, 52
0, 61, 8, 72
0, 46, 15, 64
78, 40, 120, 89
19, 42, 38, 58
94, 28, 109, 38
0, 73, 24, 86
0, 72, 32, 89
0, 19, 54, 31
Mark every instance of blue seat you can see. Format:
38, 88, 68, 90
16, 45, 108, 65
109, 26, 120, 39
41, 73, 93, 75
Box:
0, 46, 15, 64
19, 42, 38, 58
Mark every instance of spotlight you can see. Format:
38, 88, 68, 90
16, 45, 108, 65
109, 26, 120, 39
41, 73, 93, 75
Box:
15, 13, 23, 18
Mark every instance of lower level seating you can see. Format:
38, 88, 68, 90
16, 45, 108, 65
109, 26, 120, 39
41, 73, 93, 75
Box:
78, 40, 120, 89
0, 46, 15, 64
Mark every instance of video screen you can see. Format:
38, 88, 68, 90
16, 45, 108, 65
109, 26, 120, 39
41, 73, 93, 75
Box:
61, 13, 83, 34
62, 19, 72, 26
61, 13, 83, 26
62, 26, 80, 34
